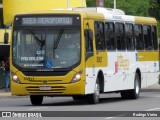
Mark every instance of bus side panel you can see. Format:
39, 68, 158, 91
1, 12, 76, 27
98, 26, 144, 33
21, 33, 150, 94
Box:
143, 51, 159, 87
137, 52, 147, 88
138, 51, 159, 88
104, 52, 121, 92
84, 19, 97, 94
121, 51, 136, 90
146, 61, 159, 86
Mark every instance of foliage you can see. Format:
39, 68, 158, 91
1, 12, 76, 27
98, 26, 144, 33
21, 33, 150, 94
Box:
86, 0, 160, 37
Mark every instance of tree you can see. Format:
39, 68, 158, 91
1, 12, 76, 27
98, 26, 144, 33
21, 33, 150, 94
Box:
87, 0, 160, 37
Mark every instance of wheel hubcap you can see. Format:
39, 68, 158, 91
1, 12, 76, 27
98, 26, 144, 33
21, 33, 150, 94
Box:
135, 76, 140, 95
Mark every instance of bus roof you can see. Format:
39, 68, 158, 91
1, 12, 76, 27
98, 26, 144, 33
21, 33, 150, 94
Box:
134, 16, 157, 25
14, 9, 105, 20
14, 7, 157, 24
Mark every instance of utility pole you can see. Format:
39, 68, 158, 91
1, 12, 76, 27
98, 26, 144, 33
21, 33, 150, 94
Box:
114, 0, 116, 9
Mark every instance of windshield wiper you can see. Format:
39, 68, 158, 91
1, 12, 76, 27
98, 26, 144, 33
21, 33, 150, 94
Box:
53, 29, 64, 49
53, 29, 64, 59
27, 28, 45, 64
27, 28, 45, 51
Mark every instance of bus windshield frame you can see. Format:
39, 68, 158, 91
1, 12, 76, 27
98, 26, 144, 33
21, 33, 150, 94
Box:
12, 14, 81, 72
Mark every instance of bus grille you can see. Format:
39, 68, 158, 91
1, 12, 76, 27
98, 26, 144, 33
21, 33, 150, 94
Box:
26, 86, 66, 95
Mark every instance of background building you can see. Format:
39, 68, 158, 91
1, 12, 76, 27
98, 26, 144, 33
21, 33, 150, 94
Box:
2, 0, 86, 25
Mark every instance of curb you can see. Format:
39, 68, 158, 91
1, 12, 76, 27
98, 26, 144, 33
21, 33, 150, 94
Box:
0, 92, 28, 99
0, 91, 12, 98
141, 89, 160, 92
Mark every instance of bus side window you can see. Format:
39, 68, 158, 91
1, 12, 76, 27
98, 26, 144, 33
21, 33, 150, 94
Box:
152, 26, 158, 50
85, 29, 93, 53
94, 21, 105, 50
125, 23, 135, 50
115, 23, 126, 51
105, 22, 116, 50
135, 24, 144, 50
143, 25, 153, 50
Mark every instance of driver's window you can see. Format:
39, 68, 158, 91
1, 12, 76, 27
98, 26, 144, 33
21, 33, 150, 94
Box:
85, 29, 93, 53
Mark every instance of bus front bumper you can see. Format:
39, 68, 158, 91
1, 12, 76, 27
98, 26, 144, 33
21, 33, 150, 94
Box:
11, 81, 85, 96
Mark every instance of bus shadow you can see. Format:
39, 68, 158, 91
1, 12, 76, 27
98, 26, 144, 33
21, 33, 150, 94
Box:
38, 97, 128, 106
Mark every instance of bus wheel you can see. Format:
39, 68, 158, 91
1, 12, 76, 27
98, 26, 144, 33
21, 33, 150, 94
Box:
121, 73, 140, 99
120, 90, 130, 99
87, 79, 100, 104
30, 95, 43, 105
129, 73, 140, 99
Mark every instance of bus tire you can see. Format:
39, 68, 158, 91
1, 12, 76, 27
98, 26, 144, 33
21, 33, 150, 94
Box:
30, 95, 43, 105
87, 79, 100, 104
120, 90, 130, 99
72, 96, 86, 101
129, 73, 140, 99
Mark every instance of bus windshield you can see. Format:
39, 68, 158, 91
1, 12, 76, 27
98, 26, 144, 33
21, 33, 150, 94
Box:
12, 28, 80, 70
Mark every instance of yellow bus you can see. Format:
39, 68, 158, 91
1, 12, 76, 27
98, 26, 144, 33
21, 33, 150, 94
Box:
10, 8, 159, 105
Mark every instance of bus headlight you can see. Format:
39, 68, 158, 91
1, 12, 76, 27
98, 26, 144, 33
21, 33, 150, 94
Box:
12, 72, 20, 83
13, 75, 18, 81
71, 70, 83, 83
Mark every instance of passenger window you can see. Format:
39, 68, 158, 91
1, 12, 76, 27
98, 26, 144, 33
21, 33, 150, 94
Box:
94, 21, 105, 50
125, 24, 134, 50
135, 24, 144, 50
152, 26, 158, 50
105, 22, 116, 50
143, 25, 153, 50
115, 23, 126, 50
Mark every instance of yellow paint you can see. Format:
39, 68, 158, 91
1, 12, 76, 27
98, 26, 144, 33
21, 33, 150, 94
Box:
0, 29, 11, 43
11, 64, 85, 95
135, 16, 157, 25
138, 51, 159, 61
84, 18, 108, 68
3, 0, 86, 25
11, 80, 85, 95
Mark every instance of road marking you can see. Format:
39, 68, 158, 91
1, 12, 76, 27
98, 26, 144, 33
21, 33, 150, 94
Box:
146, 108, 160, 111
105, 114, 126, 119
29, 107, 48, 110
106, 117, 115, 119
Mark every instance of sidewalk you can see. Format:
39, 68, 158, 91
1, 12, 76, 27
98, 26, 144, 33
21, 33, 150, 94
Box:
0, 83, 159, 98
0, 88, 12, 98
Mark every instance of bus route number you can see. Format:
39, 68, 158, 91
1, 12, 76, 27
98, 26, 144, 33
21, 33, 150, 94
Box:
97, 57, 102, 62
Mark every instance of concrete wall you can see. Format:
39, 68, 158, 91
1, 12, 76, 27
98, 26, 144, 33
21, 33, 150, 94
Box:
2, 0, 86, 25
0, 8, 4, 28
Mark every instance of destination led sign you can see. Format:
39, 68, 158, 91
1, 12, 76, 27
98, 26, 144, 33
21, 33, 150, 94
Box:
21, 17, 73, 26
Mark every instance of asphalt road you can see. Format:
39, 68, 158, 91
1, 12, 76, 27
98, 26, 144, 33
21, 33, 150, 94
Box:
0, 91, 160, 120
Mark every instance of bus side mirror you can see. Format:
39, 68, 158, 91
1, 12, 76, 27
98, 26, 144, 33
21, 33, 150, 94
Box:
4, 32, 9, 44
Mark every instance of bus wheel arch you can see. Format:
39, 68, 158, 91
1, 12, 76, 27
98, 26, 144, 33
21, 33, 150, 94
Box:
86, 70, 104, 104
121, 69, 141, 99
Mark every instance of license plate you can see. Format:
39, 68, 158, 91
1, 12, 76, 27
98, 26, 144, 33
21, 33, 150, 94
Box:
39, 86, 51, 90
